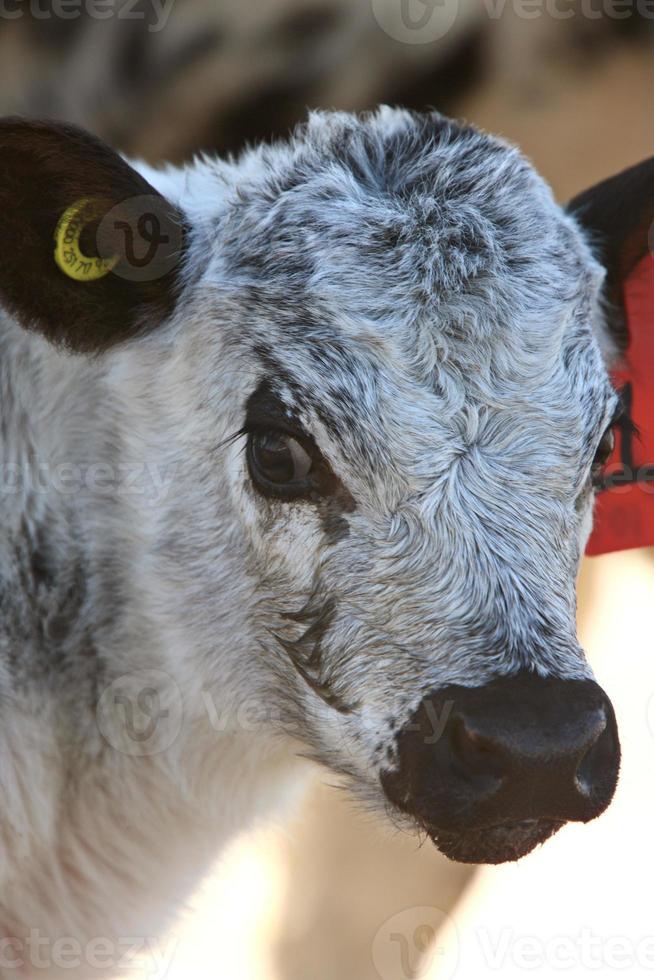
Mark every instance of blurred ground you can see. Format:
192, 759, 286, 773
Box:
2, 6, 653, 978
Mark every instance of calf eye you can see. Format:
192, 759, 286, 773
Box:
593, 426, 615, 469
247, 430, 313, 497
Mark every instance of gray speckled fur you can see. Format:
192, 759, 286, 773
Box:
0, 108, 616, 967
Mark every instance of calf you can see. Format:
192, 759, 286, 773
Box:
0, 107, 642, 972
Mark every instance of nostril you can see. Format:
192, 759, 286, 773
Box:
381, 676, 620, 848
575, 708, 616, 798
448, 716, 505, 790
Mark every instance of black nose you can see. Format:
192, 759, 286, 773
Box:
381, 672, 620, 861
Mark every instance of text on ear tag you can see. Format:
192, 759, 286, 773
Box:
54, 198, 119, 282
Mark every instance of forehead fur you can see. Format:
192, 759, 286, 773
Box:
184, 108, 609, 492
184, 107, 606, 414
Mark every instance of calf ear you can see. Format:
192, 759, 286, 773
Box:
568, 158, 654, 350
0, 118, 186, 354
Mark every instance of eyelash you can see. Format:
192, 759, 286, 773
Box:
243, 420, 338, 503
611, 383, 639, 436
588, 397, 639, 491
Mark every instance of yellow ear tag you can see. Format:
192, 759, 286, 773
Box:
54, 198, 119, 282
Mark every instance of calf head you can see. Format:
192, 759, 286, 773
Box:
0, 109, 642, 865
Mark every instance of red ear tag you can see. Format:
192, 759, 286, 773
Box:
586, 253, 654, 555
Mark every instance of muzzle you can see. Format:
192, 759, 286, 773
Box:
381, 671, 620, 864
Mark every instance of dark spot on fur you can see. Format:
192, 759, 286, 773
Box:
319, 505, 350, 543
318, 485, 356, 543
27, 525, 56, 591
277, 592, 357, 714
0, 511, 104, 719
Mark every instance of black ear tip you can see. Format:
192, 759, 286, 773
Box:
0, 116, 187, 353
568, 156, 654, 351
568, 156, 654, 283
